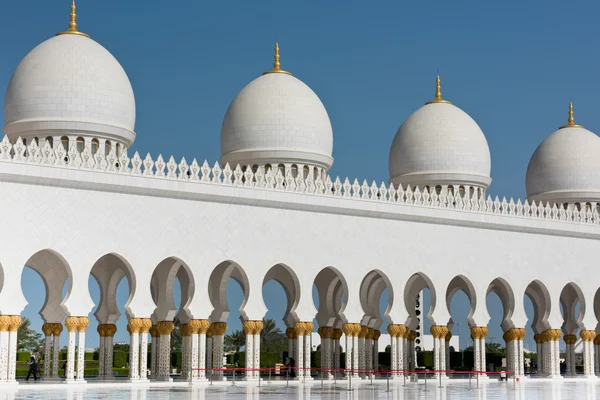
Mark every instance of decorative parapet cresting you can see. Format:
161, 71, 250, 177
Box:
1, 136, 599, 225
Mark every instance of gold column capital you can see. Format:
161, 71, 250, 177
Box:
285, 327, 296, 339
157, 321, 175, 336
358, 325, 369, 339
470, 326, 488, 340
431, 325, 449, 339
179, 324, 190, 337
127, 318, 143, 334
373, 329, 381, 341
42, 323, 54, 336
210, 322, 227, 336
188, 319, 209, 335
580, 330, 596, 342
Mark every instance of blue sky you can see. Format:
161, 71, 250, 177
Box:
2, 0, 594, 351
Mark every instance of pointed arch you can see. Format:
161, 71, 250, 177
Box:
262, 263, 301, 328
150, 256, 196, 323
559, 282, 585, 333
359, 269, 393, 328
524, 280, 551, 333
90, 253, 136, 325
446, 274, 477, 327
23, 249, 73, 323
486, 277, 516, 331
208, 260, 250, 322
314, 266, 348, 328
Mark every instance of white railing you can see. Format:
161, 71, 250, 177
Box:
1, 136, 599, 226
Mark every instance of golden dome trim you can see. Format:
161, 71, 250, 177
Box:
559, 101, 584, 129
425, 75, 451, 105
56, 0, 90, 39
262, 42, 292, 76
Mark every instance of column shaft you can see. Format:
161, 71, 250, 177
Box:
129, 332, 140, 379
198, 333, 206, 379
52, 332, 61, 378
140, 330, 149, 380
76, 331, 86, 381
44, 334, 52, 377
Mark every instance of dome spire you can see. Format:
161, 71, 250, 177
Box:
559, 100, 583, 129
262, 42, 292, 76
426, 75, 451, 105
56, 0, 90, 38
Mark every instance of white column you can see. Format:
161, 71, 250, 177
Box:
365, 337, 373, 376
304, 333, 312, 378
594, 340, 600, 376
334, 333, 341, 373
180, 331, 190, 381
140, 327, 150, 380
150, 327, 158, 379
44, 331, 52, 378
156, 321, 174, 381
253, 331, 261, 379
206, 336, 213, 377
517, 337, 525, 377
287, 329, 294, 360
374, 333, 380, 373
389, 329, 397, 377
357, 329, 365, 377
98, 334, 105, 377
7, 319, 20, 382
76, 329, 86, 381
211, 323, 226, 380
128, 322, 140, 380
0, 330, 8, 382
440, 338, 447, 375
65, 317, 78, 382
433, 334, 440, 376
190, 331, 199, 380
52, 329, 61, 378
197, 328, 207, 380
581, 331, 596, 377
296, 333, 304, 378
444, 336, 450, 372
244, 323, 254, 379
534, 334, 543, 376
105, 332, 115, 378
322, 336, 331, 379
351, 334, 359, 377
397, 327, 405, 375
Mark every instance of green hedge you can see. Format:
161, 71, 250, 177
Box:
261, 352, 281, 368
310, 351, 320, 370
171, 352, 182, 371
113, 350, 127, 368
17, 352, 30, 362
416, 351, 434, 369
84, 352, 95, 361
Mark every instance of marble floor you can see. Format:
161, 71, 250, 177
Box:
2, 379, 600, 400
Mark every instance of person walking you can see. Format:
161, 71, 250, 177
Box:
26, 356, 38, 381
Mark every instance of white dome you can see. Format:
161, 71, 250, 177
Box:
4, 34, 136, 145
526, 124, 600, 204
389, 101, 491, 189
221, 72, 333, 170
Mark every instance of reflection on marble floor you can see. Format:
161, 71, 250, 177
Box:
2, 381, 600, 400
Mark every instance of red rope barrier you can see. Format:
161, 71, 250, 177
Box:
190, 366, 513, 376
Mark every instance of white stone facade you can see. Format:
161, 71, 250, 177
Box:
1, 2, 599, 386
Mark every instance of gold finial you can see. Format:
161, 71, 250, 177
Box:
56, 0, 90, 38
262, 42, 292, 76
425, 75, 451, 105
559, 101, 583, 129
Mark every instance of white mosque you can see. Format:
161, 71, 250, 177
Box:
0, 0, 599, 386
